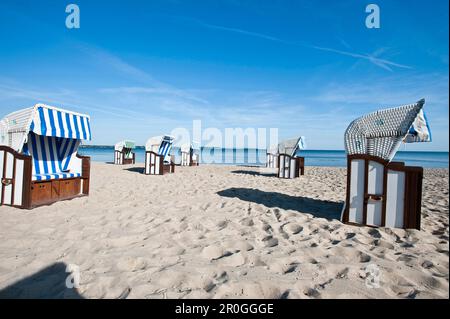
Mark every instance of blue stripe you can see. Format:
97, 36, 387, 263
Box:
86, 118, 92, 140
72, 115, 81, 140
65, 113, 73, 139
29, 134, 40, 176
38, 135, 49, 174
63, 139, 77, 171
48, 137, 57, 174
38, 107, 47, 136
30, 121, 35, 132
80, 117, 87, 140
47, 109, 57, 137
57, 111, 65, 138
423, 111, 432, 142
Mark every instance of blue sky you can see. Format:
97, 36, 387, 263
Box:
0, 0, 448, 150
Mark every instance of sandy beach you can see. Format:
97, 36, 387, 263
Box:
0, 163, 448, 299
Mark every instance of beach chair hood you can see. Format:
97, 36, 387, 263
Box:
344, 99, 431, 162
0, 104, 92, 152
0, 103, 92, 182
278, 136, 306, 157
115, 140, 136, 152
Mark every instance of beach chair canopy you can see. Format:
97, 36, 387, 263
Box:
344, 99, 431, 162
145, 135, 174, 162
181, 141, 200, 153
115, 140, 136, 160
0, 104, 92, 181
278, 136, 306, 157
115, 140, 136, 152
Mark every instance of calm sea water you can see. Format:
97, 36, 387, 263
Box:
79, 146, 449, 168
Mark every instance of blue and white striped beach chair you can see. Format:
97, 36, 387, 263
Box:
144, 135, 175, 175
0, 104, 92, 209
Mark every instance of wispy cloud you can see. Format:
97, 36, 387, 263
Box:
194, 20, 412, 71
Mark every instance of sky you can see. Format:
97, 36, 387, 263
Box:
0, 0, 448, 150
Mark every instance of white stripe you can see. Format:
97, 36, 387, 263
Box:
61, 113, 70, 138
52, 109, 61, 137
76, 115, 83, 139
83, 116, 90, 140
43, 108, 51, 137
69, 114, 76, 139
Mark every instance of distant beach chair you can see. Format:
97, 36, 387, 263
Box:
266, 145, 278, 169
144, 135, 175, 175
181, 141, 200, 166
0, 104, 92, 209
341, 99, 431, 230
114, 140, 136, 165
277, 137, 306, 178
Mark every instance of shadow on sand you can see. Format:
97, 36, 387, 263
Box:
217, 188, 343, 220
0, 262, 84, 299
231, 170, 277, 178
124, 167, 145, 174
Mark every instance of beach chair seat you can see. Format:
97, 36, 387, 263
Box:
181, 142, 200, 166
144, 135, 175, 175
277, 137, 306, 178
341, 99, 431, 230
266, 145, 278, 168
0, 104, 91, 209
114, 140, 136, 165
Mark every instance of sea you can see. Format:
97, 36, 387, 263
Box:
79, 146, 449, 169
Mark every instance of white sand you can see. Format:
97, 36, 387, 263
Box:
0, 163, 448, 299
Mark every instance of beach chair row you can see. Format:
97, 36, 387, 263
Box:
0, 100, 431, 231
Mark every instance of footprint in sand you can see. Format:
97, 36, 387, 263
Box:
283, 223, 303, 235
202, 245, 232, 260
261, 235, 278, 247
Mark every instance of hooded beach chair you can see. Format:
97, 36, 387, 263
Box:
266, 145, 278, 169
277, 136, 306, 178
341, 99, 431, 230
0, 104, 92, 209
114, 140, 136, 165
181, 141, 200, 166
144, 135, 175, 175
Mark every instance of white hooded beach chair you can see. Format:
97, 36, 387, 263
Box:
341, 99, 431, 230
266, 145, 278, 169
144, 135, 175, 175
181, 141, 200, 166
0, 104, 92, 209
114, 140, 136, 165
277, 136, 306, 178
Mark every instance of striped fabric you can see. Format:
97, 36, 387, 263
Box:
158, 138, 173, 162
30, 105, 92, 141
23, 133, 81, 181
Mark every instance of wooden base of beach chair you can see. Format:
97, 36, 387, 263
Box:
266, 153, 278, 168
0, 146, 91, 209
145, 151, 175, 175
277, 155, 304, 178
342, 155, 423, 230
114, 151, 136, 165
